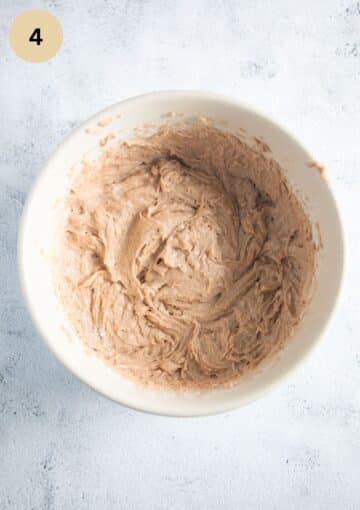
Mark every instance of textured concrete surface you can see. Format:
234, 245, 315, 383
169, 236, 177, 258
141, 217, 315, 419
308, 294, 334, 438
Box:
0, 1, 359, 509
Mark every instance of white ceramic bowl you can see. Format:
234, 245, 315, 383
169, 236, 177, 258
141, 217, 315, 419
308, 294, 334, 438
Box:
18, 91, 344, 416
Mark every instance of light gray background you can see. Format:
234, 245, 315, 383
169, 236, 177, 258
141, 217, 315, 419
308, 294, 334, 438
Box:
0, 1, 359, 509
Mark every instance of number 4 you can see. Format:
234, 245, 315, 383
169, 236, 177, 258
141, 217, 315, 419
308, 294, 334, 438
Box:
29, 28, 43, 46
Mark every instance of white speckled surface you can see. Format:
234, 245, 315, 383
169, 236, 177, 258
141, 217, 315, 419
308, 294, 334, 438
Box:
0, 1, 358, 508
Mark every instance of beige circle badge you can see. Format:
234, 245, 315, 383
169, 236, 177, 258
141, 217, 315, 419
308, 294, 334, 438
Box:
10, 9, 62, 63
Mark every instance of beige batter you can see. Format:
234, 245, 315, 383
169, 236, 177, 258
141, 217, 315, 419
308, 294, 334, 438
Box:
56, 122, 315, 390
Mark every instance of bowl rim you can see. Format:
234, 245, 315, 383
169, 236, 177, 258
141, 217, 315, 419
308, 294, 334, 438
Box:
17, 89, 345, 417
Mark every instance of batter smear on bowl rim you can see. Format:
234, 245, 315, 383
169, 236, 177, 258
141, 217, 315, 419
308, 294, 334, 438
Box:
56, 122, 316, 390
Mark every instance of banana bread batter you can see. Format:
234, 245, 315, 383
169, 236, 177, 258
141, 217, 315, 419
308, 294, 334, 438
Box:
56, 123, 315, 389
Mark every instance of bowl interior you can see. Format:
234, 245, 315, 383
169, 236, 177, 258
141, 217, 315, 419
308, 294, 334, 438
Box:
19, 91, 344, 416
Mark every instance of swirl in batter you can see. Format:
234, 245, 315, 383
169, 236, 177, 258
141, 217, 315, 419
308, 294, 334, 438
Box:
56, 123, 315, 389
